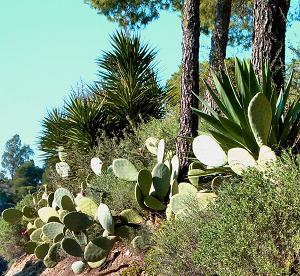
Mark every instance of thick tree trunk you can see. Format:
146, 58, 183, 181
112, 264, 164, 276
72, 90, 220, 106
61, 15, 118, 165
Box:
176, 0, 200, 181
252, 0, 290, 91
204, 0, 232, 113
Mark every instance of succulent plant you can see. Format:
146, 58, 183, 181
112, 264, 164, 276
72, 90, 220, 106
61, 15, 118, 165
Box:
84, 236, 116, 262
55, 162, 70, 178
71, 260, 87, 274
112, 159, 139, 181
189, 134, 277, 181
112, 139, 180, 212
97, 203, 114, 234
168, 182, 216, 220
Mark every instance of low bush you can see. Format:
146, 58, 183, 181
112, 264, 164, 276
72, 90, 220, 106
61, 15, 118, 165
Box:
146, 152, 300, 275
87, 173, 140, 213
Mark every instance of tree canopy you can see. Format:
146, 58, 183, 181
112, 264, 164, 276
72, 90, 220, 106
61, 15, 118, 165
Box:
1, 134, 34, 179
85, 0, 253, 48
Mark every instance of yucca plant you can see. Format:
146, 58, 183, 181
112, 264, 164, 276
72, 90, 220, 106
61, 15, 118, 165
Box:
89, 30, 166, 129
39, 93, 114, 160
39, 108, 68, 160
193, 59, 300, 158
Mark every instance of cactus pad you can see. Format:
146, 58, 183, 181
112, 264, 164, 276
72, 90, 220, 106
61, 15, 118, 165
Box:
145, 137, 159, 155
192, 135, 227, 167
22, 205, 37, 219
151, 163, 171, 200
24, 241, 37, 254
55, 162, 70, 178
61, 195, 76, 211
61, 237, 83, 257
97, 203, 114, 234
30, 228, 43, 242
34, 243, 50, 260
178, 182, 198, 195
88, 258, 106, 268
228, 148, 257, 175
71, 260, 87, 274
120, 209, 144, 225
112, 159, 138, 181
90, 157, 103, 176
42, 222, 65, 240
53, 188, 74, 209
144, 196, 166, 211
47, 192, 55, 207
2, 208, 23, 224
38, 199, 47, 208
84, 236, 116, 262
38, 207, 58, 223
156, 139, 165, 163
44, 254, 58, 268
135, 184, 147, 210
76, 196, 98, 218
137, 169, 152, 196
63, 211, 93, 232
73, 231, 88, 246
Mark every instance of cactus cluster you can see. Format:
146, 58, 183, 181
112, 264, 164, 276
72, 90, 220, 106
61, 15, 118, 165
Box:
2, 186, 144, 274
112, 139, 180, 211
189, 134, 277, 182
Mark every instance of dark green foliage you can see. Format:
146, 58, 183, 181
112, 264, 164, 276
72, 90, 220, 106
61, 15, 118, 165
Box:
12, 160, 44, 200
0, 256, 8, 276
146, 152, 300, 275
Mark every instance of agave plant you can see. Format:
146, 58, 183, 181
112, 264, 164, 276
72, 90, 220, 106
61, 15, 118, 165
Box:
193, 59, 300, 157
89, 30, 167, 129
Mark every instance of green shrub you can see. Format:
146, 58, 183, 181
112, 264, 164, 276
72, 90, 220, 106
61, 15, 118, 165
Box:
87, 173, 140, 213
194, 152, 300, 275
0, 194, 33, 260
146, 152, 300, 275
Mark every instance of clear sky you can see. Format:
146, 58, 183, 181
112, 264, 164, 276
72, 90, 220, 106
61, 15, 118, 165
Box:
0, 0, 299, 170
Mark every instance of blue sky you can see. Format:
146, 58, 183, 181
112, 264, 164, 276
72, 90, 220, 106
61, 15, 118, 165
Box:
0, 0, 299, 170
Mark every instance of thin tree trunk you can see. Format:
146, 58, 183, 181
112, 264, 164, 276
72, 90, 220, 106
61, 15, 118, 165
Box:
252, 0, 290, 92
204, 0, 232, 113
176, 0, 200, 181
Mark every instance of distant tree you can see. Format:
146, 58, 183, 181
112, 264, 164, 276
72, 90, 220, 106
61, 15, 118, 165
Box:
1, 134, 34, 180
12, 160, 43, 201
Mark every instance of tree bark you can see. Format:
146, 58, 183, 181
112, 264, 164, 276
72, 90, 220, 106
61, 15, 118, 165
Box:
204, 0, 232, 113
252, 0, 290, 92
176, 0, 200, 181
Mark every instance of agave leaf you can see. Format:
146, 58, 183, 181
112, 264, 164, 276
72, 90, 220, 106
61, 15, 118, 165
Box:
203, 80, 231, 118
